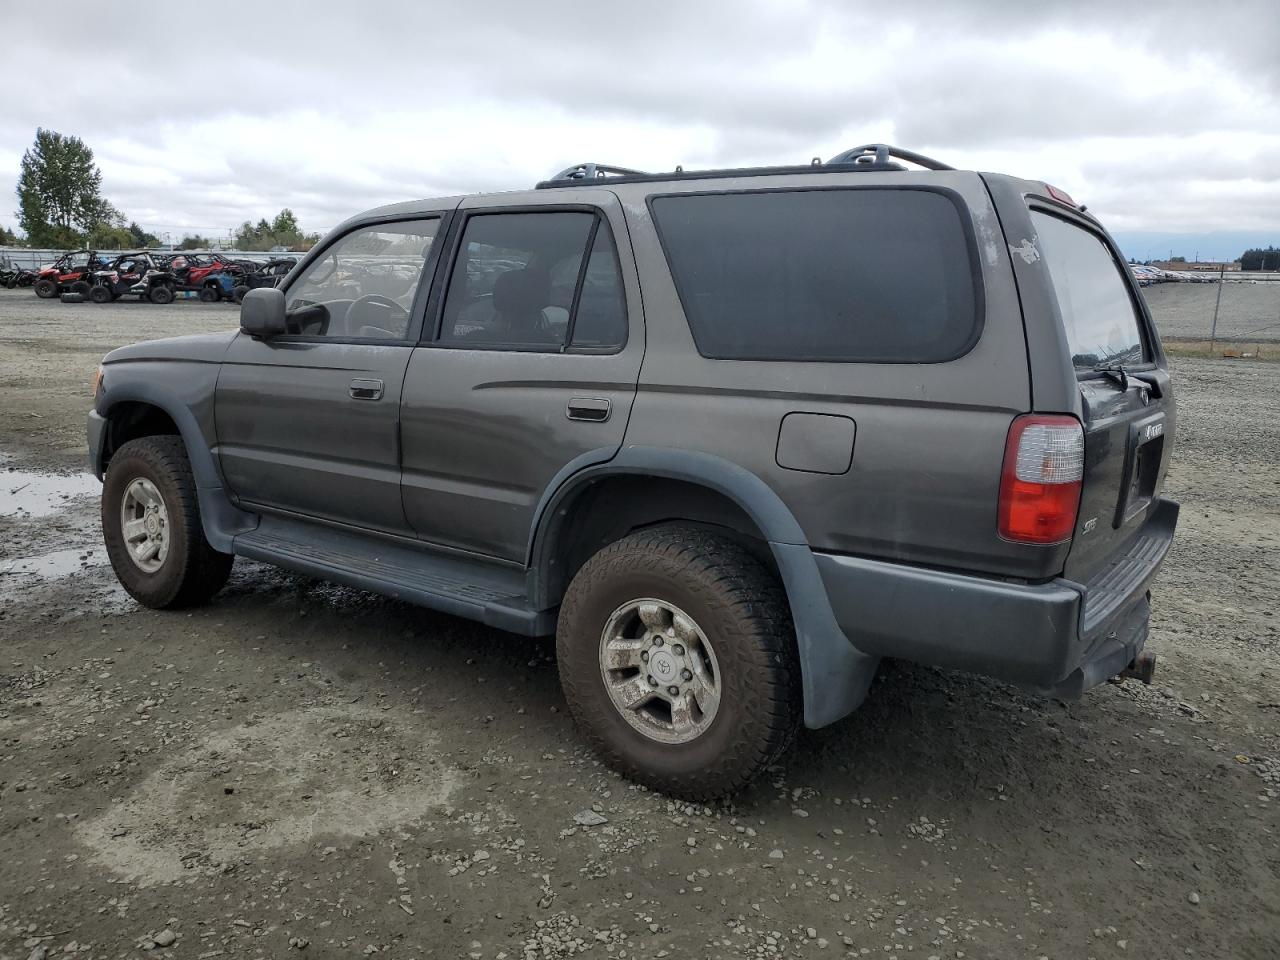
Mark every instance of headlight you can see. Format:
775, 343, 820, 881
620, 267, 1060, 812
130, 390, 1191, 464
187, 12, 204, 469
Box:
91, 364, 104, 399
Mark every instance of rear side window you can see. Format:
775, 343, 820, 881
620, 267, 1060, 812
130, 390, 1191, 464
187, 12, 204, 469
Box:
439, 212, 627, 352
1031, 211, 1146, 369
650, 189, 979, 362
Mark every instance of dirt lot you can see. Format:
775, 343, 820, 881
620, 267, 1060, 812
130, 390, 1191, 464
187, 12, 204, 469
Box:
1, 287, 1277, 960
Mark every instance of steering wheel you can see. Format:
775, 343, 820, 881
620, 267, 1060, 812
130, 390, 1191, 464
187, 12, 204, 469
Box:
348, 293, 408, 327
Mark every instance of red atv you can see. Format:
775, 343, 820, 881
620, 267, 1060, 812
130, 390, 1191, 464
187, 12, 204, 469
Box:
33, 250, 107, 299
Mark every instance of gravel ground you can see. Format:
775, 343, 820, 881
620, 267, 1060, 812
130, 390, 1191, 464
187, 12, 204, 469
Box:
1, 288, 1277, 960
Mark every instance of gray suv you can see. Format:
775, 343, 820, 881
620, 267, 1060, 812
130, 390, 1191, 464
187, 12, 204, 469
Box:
88, 144, 1177, 798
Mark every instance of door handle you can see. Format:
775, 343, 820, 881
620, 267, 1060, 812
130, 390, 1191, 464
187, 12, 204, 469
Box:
566, 397, 611, 422
349, 378, 384, 401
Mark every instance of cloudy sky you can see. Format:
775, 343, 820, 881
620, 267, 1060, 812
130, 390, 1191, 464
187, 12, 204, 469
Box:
3, 0, 1278, 258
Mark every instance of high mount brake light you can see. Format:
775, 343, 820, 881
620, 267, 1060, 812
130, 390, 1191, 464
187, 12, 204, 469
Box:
998, 415, 1084, 544
1045, 184, 1077, 207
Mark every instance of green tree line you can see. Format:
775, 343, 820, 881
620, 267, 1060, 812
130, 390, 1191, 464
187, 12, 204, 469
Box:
1239, 247, 1280, 271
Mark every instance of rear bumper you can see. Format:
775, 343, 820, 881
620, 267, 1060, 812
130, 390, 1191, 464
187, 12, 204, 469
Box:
814, 498, 1178, 697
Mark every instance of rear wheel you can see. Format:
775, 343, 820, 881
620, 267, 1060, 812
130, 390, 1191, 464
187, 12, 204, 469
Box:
556, 526, 801, 799
149, 284, 175, 305
70, 279, 91, 297
232, 284, 249, 304
89, 284, 112, 304
198, 285, 220, 302
102, 436, 234, 609
34, 278, 57, 298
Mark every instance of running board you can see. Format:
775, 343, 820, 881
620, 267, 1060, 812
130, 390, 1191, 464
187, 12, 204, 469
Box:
232, 516, 554, 636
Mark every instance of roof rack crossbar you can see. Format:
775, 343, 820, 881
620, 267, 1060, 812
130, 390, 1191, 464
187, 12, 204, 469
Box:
826, 144, 954, 171
544, 162, 650, 184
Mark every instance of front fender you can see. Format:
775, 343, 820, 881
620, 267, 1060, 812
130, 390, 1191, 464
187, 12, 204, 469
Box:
93, 360, 256, 551
527, 445, 879, 728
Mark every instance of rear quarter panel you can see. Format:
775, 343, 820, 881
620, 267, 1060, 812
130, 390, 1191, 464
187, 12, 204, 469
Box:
615, 171, 1062, 578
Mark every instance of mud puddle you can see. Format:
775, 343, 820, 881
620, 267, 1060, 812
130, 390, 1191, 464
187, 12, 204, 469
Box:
1, 461, 100, 518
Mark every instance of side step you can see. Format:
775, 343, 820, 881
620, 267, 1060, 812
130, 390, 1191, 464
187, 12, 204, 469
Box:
232, 516, 555, 636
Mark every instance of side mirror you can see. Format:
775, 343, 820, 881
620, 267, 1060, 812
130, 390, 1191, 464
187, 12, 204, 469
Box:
240, 287, 287, 339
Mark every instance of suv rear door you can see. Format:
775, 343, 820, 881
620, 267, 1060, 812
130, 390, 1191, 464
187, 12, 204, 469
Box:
399, 188, 643, 561
1001, 192, 1175, 583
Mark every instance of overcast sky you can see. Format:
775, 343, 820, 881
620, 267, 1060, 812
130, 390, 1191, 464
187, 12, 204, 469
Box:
3, 0, 1277, 257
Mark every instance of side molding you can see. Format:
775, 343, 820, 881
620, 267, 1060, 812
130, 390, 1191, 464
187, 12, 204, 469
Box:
528, 446, 880, 728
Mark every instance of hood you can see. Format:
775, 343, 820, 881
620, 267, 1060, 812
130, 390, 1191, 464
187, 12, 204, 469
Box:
103, 329, 240, 365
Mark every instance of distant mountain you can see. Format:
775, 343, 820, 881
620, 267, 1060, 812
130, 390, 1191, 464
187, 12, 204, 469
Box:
1110, 231, 1279, 264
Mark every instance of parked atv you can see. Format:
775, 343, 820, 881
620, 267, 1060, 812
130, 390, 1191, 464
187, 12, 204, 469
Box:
87, 252, 175, 304
231, 257, 296, 302
33, 250, 107, 299
0, 261, 36, 289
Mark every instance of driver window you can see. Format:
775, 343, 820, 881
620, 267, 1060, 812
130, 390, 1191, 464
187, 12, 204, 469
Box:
284, 219, 439, 340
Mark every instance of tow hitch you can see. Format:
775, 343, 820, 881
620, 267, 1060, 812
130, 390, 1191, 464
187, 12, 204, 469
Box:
1119, 651, 1157, 684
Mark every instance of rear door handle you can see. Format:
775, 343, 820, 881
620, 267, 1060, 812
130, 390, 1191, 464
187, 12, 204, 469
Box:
349, 378, 384, 401
566, 397, 611, 422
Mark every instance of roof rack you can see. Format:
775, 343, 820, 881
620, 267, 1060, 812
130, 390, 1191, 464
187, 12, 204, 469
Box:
826, 144, 954, 171
536, 162, 649, 188
534, 143, 955, 189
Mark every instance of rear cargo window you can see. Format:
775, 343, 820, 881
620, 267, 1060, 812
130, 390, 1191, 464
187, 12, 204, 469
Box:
650, 189, 979, 362
1031, 211, 1146, 369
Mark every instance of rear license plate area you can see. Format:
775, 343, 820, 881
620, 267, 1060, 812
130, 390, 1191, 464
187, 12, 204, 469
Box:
1115, 415, 1165, 527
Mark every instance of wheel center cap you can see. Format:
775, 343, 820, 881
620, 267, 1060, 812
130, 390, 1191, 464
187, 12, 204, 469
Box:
146, 516, 160, 535
649, 650, 678, 682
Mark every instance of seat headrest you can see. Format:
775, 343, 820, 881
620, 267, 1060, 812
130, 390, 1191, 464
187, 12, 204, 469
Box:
493, 269, 549, 318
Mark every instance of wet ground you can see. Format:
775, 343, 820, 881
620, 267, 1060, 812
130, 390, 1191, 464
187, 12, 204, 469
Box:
0, 288, 1277, 959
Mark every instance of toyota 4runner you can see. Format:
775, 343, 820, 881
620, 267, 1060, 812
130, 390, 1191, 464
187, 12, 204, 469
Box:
89, 144, 1178, 798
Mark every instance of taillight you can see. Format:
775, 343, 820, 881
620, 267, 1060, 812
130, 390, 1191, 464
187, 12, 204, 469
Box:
998, 415, 1084, 544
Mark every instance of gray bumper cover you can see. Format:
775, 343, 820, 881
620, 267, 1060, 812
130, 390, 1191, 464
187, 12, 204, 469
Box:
814, 499, 1178, 697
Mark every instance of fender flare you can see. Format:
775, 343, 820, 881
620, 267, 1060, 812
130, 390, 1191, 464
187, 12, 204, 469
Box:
93, 381, 256, 552
527, 446, 879, 728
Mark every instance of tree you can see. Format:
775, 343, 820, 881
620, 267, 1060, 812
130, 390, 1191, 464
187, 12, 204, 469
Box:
0, 225, 20, 246
1169, 255, 1186, 263
233, 208, 321, 251
87, 222, 135, 248
178, 235, 214, 250
16, 128, 105, 246
1240, 246, 1280, 271
127, 222, 160, 248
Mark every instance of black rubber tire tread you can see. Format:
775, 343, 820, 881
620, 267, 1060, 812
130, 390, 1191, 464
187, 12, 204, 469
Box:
198, 285, 220, 302
34, 278, 57, 298
149, 284, 175, 305
89, 285, 111, 303
557, 525, 802, 800
102, 436, 233, 609
232, 284, 249, 304
59, 292, 85, 303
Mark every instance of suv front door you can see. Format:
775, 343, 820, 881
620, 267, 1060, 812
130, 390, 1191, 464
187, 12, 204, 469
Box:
215, 214, 451, 534
400, 190, 643, 561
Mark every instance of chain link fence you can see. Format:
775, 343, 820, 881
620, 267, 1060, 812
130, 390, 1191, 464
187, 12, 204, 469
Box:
1141, 274, 1280, 356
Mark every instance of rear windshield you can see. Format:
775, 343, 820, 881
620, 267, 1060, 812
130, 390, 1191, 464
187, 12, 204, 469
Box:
650, 189, 979, 362
1031, 211, 1146, 369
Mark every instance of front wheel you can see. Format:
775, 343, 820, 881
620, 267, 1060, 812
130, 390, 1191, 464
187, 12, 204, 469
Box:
89, 284, 112, 304
198, 285, 220, 302
34, 278, 57, 298
557, 526, 801, 799
102, 436, 233, 609
149, 284, 175, 305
